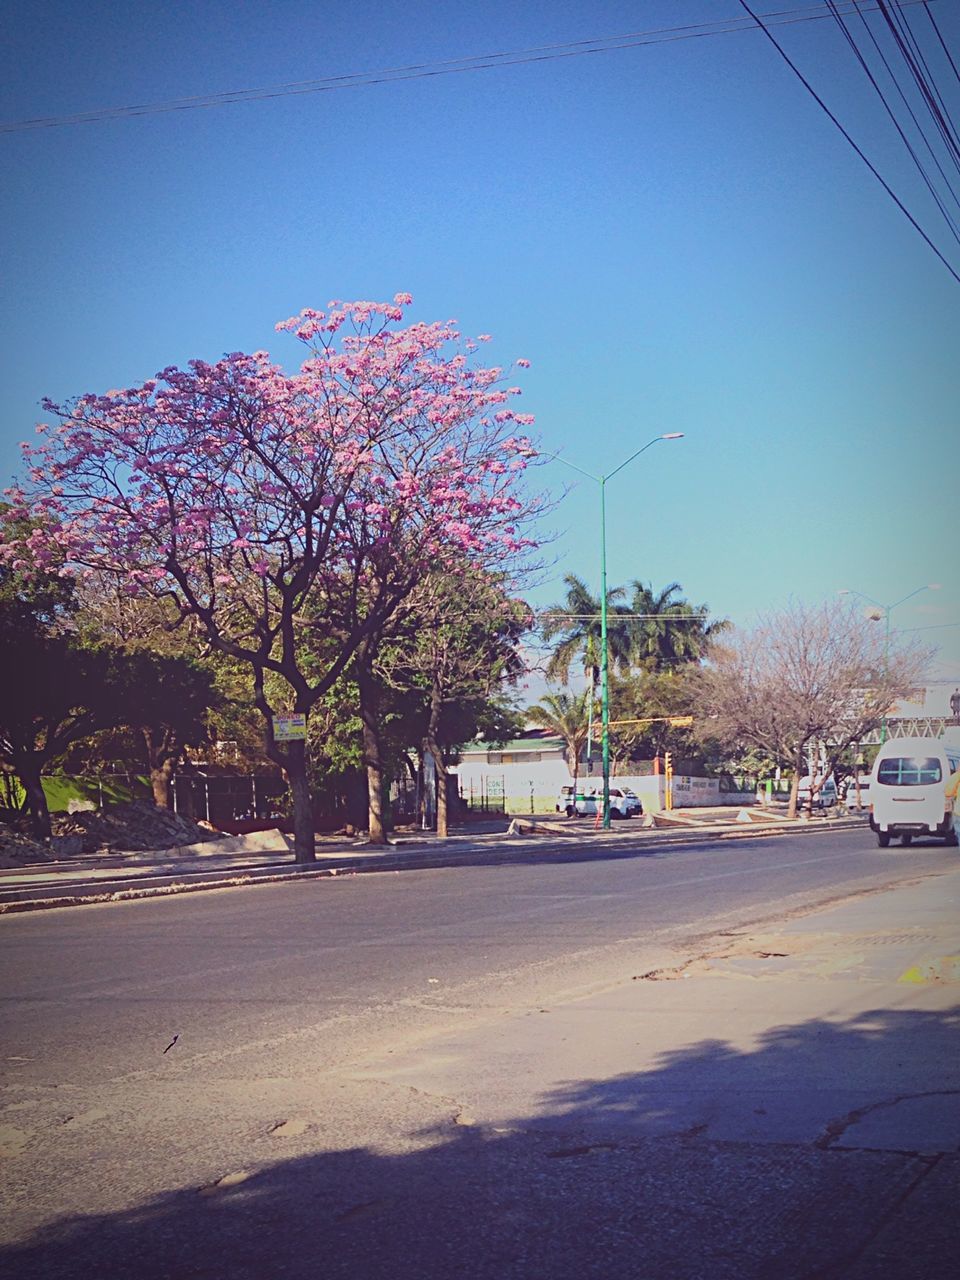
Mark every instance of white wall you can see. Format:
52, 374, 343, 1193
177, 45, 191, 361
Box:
454, 756, 756, 814
454, 755, 570, 813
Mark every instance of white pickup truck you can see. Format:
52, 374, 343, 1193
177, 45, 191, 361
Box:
557, 785, 643, 819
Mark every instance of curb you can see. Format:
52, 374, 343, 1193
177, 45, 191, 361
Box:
0, 816, 868, 915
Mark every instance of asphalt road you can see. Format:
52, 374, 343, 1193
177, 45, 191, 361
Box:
2, 825, 956, 1278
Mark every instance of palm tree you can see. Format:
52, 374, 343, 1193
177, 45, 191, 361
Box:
627, 581, 728, 671
540, 574, 633, 765
525, 690, 592, 797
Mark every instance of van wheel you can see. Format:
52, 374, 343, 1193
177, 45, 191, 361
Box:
877, 832, 890, 848
901, 834, 913, 846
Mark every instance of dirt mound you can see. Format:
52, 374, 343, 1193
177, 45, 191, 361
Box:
51, 801, 226, 854
0, 826, 53, 868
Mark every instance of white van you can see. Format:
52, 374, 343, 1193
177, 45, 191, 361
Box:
869, 736, 960, 848
842, 773, 871, 812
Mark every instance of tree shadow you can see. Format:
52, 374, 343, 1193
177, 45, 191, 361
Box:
345, 832, 744, 876
3, 1005, 958, 1278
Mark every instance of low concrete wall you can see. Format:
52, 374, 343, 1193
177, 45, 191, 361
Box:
454, 759, 760, 816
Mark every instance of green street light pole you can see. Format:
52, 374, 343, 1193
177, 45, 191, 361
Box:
838, 583, 940, 743
536, 433, 684, 827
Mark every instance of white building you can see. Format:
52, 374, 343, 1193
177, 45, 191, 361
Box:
453, 730, 748, 815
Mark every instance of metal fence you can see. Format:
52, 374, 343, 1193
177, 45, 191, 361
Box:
459, 775, 506, 814
171, 775, 289, 825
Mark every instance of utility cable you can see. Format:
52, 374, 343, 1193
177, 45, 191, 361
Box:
828, 0, 960, 245
876, 0, 960, 167
924, 0, 960, 92
738, 0, 960, 284
851, 1, 960, 192
0, 0, 929, 135
889, 0, 960, 146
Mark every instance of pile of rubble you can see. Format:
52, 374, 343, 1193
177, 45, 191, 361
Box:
0, 826, 52, 868
51, 801, 225, 854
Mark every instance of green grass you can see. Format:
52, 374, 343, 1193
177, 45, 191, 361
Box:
2, 773, 147, 814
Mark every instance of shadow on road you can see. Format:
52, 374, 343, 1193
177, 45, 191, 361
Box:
345, 830, 802, 878
3, 1005, 958, 1279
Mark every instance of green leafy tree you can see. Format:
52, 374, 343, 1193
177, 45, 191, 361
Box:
626, 581, 728, 671
541, 574, 633, 683
540, 573, 632, 764
112, 652, 220, 809
378, 571, 529, 836
70, 577, 232, 807
606, 669, 701, 773
525, 690, 592, 798
1, 636, 146, 838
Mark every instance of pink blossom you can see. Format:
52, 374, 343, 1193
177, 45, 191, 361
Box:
1, 296, 542, 694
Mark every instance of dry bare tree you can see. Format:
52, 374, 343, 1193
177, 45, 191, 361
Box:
690, 601, 930, 818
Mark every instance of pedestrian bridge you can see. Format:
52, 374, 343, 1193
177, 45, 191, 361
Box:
863, 716, 960, 743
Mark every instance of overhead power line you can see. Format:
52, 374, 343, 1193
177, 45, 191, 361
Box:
876, 0, 960, 168
0, 1, 929, 135
826, 0, 960, 245
533, 613, 718, 621
738, 0, 960, 285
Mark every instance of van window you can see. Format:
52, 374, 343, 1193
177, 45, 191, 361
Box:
877, 756, 942, 786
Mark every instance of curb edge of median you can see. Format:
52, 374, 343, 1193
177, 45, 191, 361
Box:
0, 817, 865, 914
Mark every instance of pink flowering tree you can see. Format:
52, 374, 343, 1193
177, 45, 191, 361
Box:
2, 296, 540, 860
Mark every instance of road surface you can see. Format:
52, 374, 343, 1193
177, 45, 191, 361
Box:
2, 825, 957, 1278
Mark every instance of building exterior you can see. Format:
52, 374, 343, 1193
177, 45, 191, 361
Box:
453, 730, 751, 815
454, 730, 569, 814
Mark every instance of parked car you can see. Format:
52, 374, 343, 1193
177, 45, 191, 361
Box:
557, 785, 642, 818
797, 774, 839, 809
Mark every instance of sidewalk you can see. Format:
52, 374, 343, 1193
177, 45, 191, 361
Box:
0, 809, 867, 913
335, 865, 960, 1277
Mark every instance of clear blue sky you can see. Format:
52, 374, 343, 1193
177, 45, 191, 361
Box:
2, 1, 958, 697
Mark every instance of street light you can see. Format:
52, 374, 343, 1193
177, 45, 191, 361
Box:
534, 433, 684, 827
838, 583, 941, 742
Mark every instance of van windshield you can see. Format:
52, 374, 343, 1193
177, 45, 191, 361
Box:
877, 757, 942, 786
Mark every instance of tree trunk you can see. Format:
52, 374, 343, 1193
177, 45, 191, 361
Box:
357, 662, 388, 845
144, 729, 177, 809
17, 756, 52, 840
285, 738, 316, 863
787, 754, 803, 819
424, 680, 449, 839
150, 761, 175, 809
426, 738, 448, 838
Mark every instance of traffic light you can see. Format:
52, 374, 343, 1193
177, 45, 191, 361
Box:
664, 751, 673, 774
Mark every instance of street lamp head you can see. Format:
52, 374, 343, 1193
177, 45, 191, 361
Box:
661, 432, 684, 440
928, 583, 941, 590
